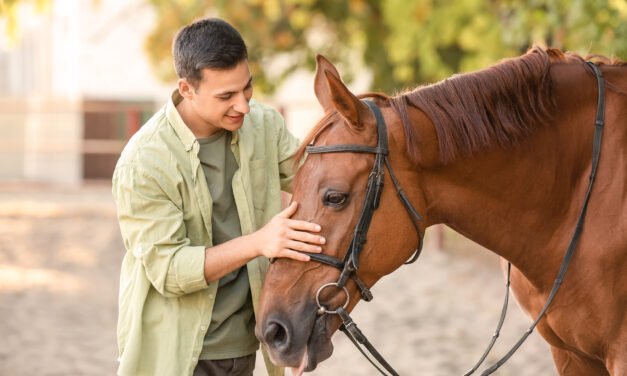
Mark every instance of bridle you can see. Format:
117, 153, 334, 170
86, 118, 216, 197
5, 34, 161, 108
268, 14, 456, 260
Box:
295, 61, 606, 375
303, 100, 425, 303
300, 99, 425, 375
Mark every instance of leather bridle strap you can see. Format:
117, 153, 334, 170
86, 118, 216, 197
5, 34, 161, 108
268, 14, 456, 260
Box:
337, 306, 400, 376
301, 99, 424, 375
303, 99, 425, 302
296, 60, 605, 376
470, 60, 606, 375
305, 145, 388, 154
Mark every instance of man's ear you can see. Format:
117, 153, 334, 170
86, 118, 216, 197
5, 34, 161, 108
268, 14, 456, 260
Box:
178, 78, 195, 101
324, 71, 375, 130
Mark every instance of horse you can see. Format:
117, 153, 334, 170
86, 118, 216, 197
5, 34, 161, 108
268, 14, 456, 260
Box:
255, 47, 627, 375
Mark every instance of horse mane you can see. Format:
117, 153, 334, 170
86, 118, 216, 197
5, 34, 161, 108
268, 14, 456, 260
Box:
389, 46, 572, 164
296, 47, 624, 166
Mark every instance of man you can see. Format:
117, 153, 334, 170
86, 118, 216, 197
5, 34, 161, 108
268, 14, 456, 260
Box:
112, 18, 324, 376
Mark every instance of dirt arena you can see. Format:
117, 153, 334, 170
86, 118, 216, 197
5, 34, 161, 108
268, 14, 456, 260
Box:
0, 184, 557, 375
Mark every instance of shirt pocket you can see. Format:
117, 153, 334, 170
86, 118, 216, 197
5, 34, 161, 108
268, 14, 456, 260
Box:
249, 158, 267, 210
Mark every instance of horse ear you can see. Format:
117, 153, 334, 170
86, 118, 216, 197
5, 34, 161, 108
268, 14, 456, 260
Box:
314, 54, 341, 112
324, 70, 374, 130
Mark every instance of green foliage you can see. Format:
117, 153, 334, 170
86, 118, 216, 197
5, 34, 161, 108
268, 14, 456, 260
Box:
144, 0, 626, 95
4, 0, 623, 94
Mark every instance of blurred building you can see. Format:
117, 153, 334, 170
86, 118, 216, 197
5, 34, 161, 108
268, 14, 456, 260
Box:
0, 0, 370, 185
0, 0, 171, 185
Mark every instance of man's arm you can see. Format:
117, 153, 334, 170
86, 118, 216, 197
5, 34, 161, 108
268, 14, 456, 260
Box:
203, 201, 324, 283
113, 163, 208, 297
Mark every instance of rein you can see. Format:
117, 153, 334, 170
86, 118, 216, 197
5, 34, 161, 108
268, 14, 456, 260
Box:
298, 61, 605, 375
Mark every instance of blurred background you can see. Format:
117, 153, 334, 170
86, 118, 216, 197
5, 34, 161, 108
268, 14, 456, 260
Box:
0, 0, 624, 375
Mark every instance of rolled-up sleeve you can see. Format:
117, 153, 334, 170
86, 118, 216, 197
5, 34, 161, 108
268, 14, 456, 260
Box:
113, 164, 208, 297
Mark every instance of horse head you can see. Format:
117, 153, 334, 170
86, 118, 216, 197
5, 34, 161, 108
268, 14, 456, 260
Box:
255, 55, 428, 373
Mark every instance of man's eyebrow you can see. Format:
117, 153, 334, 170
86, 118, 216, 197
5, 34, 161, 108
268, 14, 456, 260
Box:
215, 76, 253, 96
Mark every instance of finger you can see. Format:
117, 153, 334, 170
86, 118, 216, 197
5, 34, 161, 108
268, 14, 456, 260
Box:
289, 230, 326, 245
286, 240, 323, 253
283, 249, 312, 262
285, 219, 321, 232
277, 201, 298, 218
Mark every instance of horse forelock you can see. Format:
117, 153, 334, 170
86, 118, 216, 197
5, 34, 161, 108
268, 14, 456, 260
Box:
390, 46, 570, 164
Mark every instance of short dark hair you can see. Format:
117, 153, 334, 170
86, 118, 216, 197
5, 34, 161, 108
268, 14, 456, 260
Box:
172, 18, 248, 87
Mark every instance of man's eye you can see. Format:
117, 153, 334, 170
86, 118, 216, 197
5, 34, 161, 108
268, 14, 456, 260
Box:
218, 96, 231, 101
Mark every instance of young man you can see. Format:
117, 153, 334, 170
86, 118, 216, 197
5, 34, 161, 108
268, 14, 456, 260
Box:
112, 18, 324, 376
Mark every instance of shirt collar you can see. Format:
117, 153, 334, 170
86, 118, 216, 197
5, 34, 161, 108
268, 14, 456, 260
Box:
166, 89, 197, 152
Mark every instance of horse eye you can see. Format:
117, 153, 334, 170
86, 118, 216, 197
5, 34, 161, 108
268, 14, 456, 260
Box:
324, 191, 348, 206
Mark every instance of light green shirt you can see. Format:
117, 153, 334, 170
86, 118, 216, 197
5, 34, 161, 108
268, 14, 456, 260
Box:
112, 90, 298, 376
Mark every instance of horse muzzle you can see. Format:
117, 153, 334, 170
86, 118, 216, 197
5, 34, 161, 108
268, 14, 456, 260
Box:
256, 303, 335, 372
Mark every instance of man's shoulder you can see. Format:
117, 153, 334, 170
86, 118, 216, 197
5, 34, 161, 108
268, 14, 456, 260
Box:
115, 106, 180, 171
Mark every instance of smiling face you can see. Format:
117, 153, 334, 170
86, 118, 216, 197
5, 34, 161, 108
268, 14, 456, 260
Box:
177, 59, 253, 137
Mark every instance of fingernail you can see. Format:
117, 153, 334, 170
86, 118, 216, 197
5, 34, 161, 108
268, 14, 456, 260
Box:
317, 246, 322, 251
320, 237, 325, 244
315, 225, 321, 231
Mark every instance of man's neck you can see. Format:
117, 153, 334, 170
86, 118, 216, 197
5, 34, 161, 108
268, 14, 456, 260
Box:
175, 98, 220, 139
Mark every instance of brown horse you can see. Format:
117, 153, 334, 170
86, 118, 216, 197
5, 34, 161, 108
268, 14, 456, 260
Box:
256, 47, 627, 375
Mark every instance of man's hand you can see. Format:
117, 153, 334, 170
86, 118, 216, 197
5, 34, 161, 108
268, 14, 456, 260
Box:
252, 201, 325, 262
203, 201, 324, 283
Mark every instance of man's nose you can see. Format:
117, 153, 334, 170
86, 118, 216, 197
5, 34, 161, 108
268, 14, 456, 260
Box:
234, 93, 250, 114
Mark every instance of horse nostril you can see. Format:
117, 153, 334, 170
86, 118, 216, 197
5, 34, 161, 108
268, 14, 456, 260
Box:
264, 320, 290, 352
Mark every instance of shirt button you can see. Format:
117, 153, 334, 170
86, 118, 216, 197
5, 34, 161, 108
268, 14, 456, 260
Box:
208, 294, 214, 299
185, 144, 192, 151
191, 357, 197, 362
200, 325, 207, 331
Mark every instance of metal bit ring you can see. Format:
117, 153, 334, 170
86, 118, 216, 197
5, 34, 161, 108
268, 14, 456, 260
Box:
315, 282, 350, 315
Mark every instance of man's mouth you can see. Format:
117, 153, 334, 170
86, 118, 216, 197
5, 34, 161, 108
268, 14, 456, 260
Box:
225, 114, 244, 122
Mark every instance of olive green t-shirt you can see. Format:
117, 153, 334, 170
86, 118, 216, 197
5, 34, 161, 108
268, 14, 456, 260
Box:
197, 130, 258, 360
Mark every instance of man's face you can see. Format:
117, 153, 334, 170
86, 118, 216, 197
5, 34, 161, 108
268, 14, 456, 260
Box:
184, 60, 253, 135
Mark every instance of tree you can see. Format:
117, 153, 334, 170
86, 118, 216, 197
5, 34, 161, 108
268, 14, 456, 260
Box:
144, 0, 626, 94
3, 0, 625, 94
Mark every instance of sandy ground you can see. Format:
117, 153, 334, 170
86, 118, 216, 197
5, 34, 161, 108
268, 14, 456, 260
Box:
0, 184, 557, 375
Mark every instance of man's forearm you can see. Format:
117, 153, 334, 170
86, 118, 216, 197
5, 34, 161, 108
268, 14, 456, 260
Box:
203, 202, 325, 284
203, 233, 259, 284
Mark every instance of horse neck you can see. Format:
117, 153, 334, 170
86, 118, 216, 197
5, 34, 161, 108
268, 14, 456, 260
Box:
403, 79, 598, 288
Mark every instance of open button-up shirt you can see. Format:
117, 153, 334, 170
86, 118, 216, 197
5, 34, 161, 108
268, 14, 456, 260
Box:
112, 91, 298, 376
